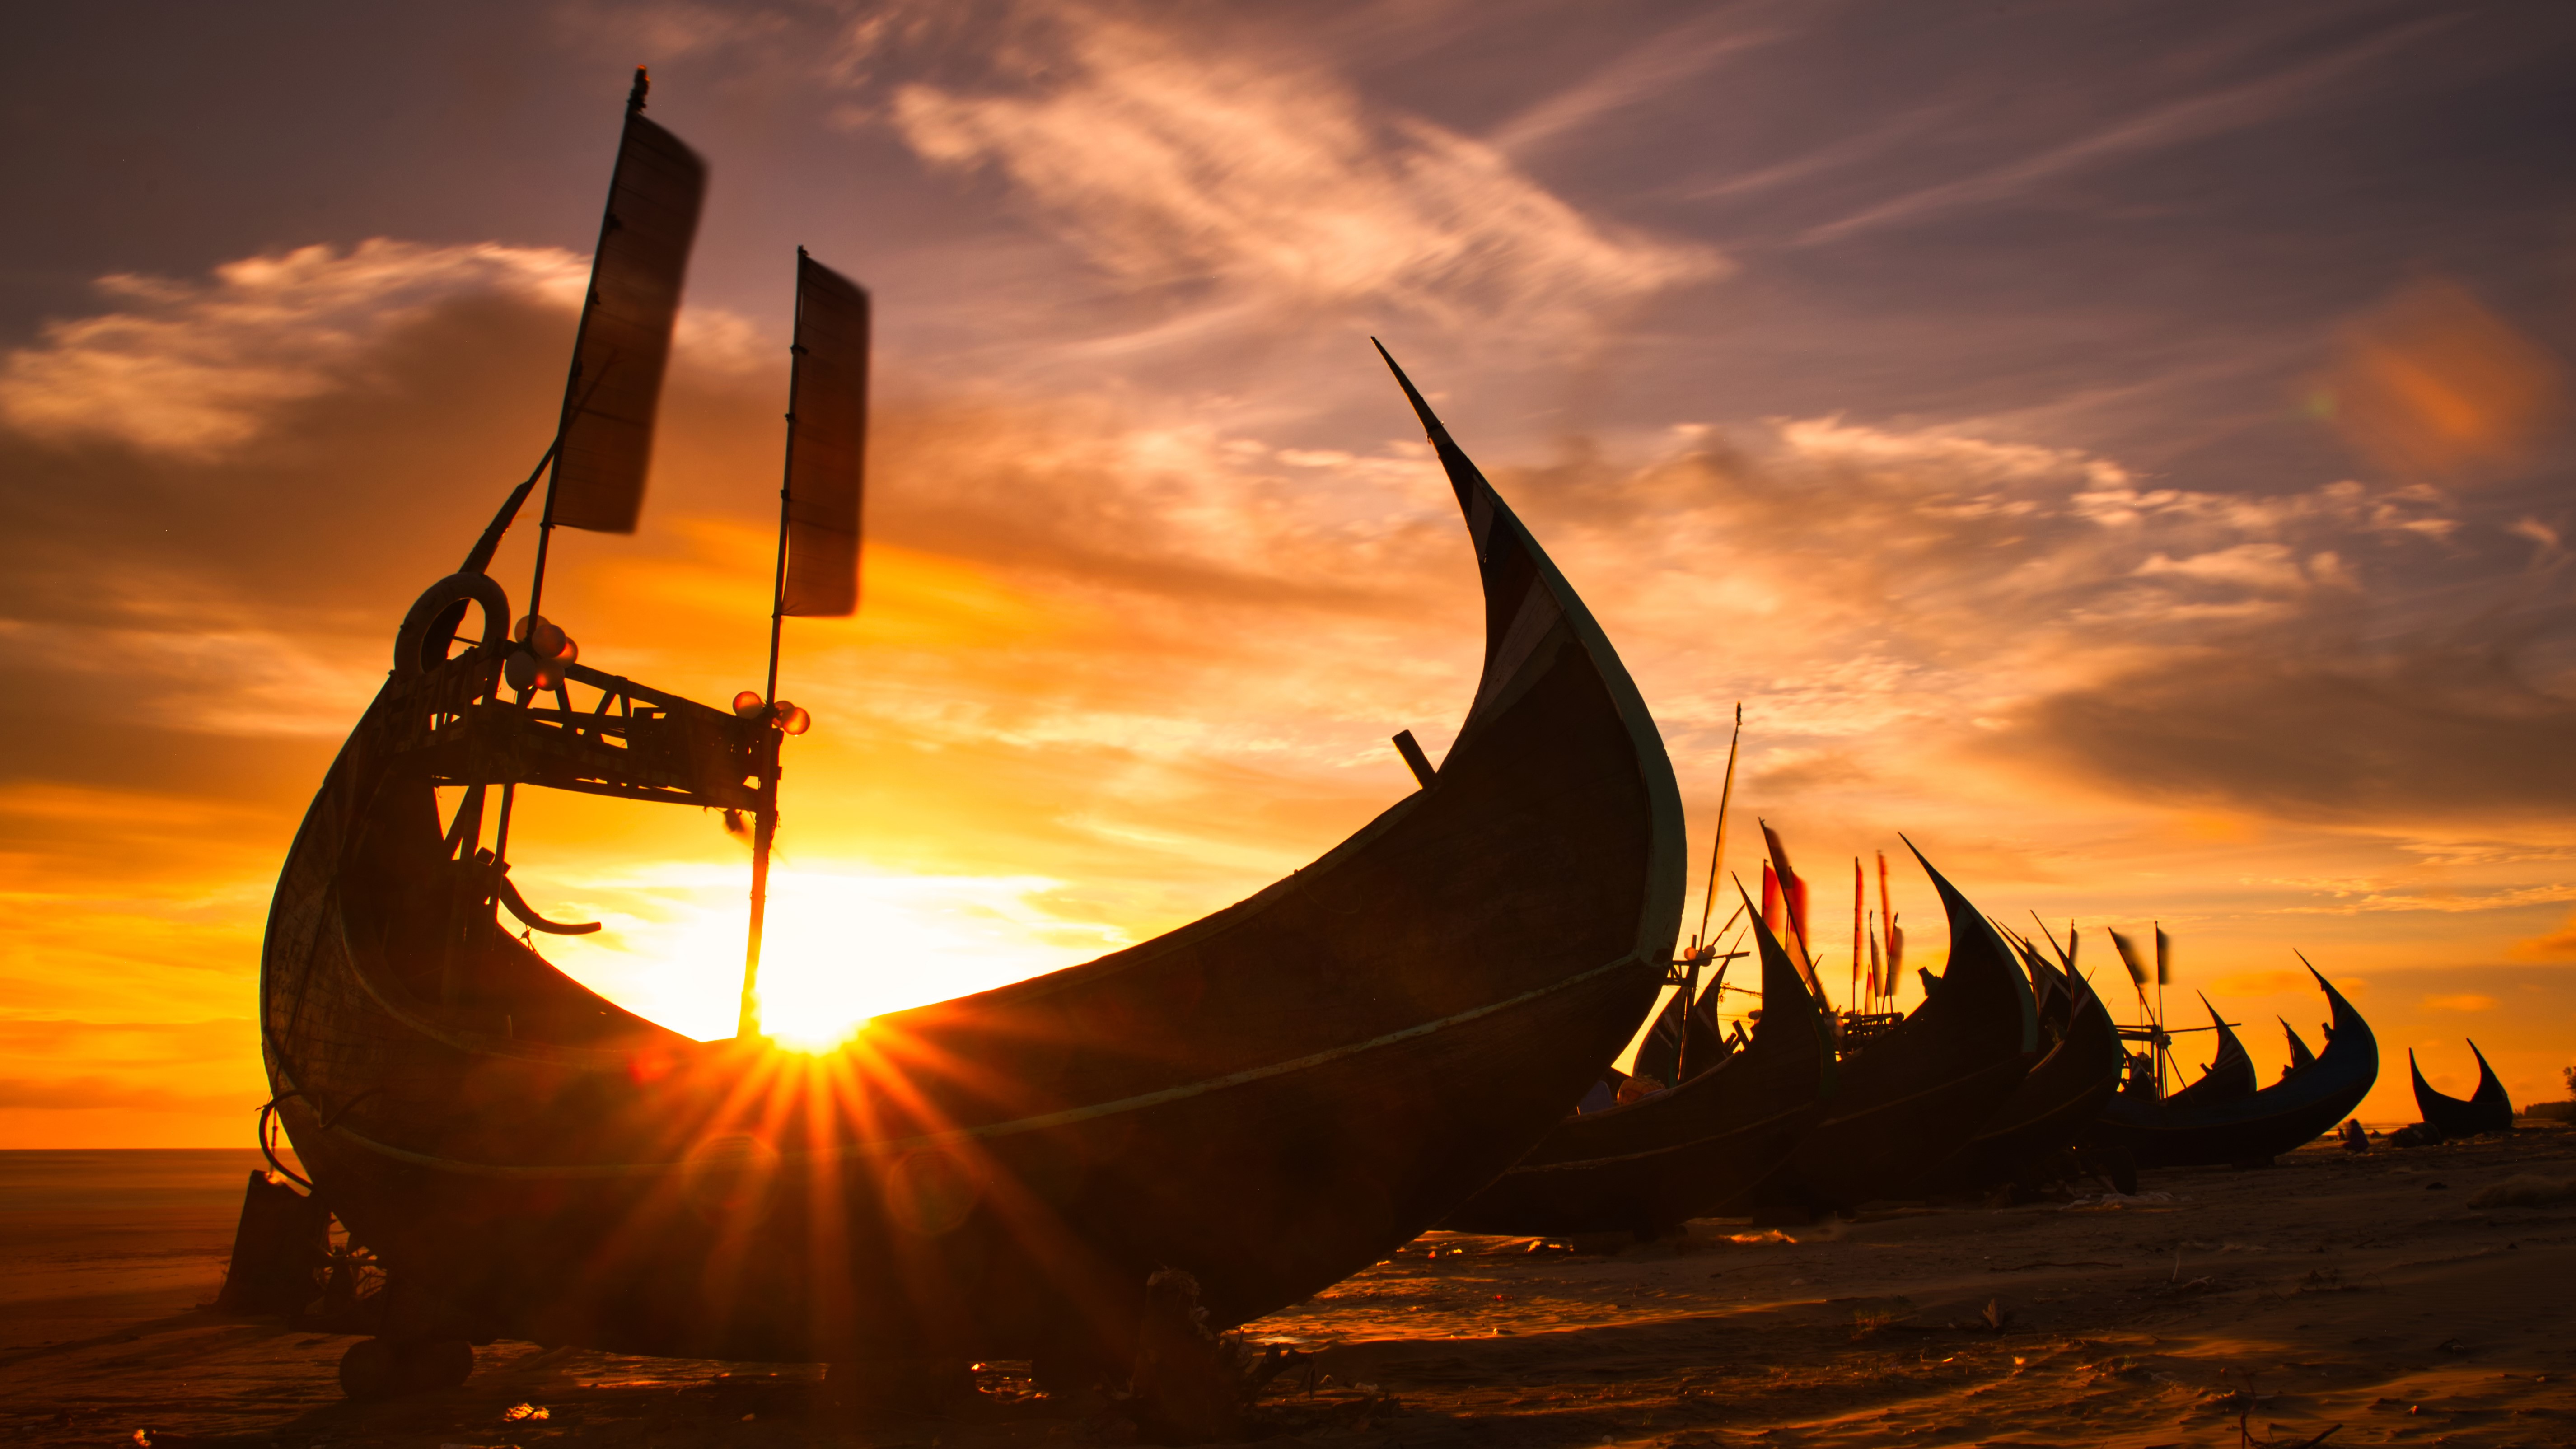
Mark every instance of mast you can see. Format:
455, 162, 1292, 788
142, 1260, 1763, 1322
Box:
735, 249, 870, 1039
1692, 703, 1743, 950
737, 251, 810, 1040
490, 67, 705, 873
1850, 855, 1863, 1009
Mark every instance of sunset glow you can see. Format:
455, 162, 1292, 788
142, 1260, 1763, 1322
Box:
5, 3, 2573, 1151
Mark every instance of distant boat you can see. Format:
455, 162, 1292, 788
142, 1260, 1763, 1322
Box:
1439, 904, 1833, 1238
1735, 850, 2038, 1218
2411, 1040, 2514, 1136
2084, 965, 2376, 1168
2158, 996, 2257, 1108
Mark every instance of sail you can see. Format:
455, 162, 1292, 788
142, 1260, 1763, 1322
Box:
781, 252, 870, 616
548, 83, 707, 535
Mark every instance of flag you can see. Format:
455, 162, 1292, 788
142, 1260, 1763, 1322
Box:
2108, 928, 2150, 987
779, 251, 870, 616
549, 79, 707, 534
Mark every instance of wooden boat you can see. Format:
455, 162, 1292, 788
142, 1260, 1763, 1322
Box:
1439, 908, 1833, 1237
1733, 850, 2038, 1217
258, 329, 1687, 1374
2084, 965, 2376, 1168
2411, 1040, 2514, 1136
2159, 996, 2256, 1108
1910, 942, 2124, 1192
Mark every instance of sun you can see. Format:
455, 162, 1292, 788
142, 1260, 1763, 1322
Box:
533, 862, 1124, 1050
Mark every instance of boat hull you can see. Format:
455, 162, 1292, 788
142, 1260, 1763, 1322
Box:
2085, 969, 2375, 1169
2411, 1042, 2514, 1137
261, 369, 1686, 1365
1912, 953, 2124, 1193
1439, 913, 1832, 1237
1733, 854, 2038, 1216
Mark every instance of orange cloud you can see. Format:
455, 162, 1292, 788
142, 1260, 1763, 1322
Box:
2211, 969, 2310, 996
2512, 912, 2576, 961
2422, 993, 2498, 1012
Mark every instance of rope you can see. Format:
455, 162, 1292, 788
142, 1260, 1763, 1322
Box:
256, 1094, 314, 1191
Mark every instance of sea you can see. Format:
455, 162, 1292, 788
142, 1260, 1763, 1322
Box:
0, 1149, 294, 1349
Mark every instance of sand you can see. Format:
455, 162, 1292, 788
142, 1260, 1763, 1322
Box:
5, 1129, 2574, 1448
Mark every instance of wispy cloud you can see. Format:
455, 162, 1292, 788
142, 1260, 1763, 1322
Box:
883, 5, 1724, 326
0, 241, 587, 453
1798, 17, 2443, 244
1487, 12, 1781, 158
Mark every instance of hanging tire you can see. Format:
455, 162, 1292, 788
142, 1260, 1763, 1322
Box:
393, 573, 512, 678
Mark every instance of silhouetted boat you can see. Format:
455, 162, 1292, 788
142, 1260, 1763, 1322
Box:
1736, 851, 2038, 1217
257, 120, 1688, 1379
1911, 942, 2123, 1192
2412, 1040, 2514, 1136
1440, 908, 1832, 1237
2084, 965, 2376, 1168
2159, 995, 2256, 1108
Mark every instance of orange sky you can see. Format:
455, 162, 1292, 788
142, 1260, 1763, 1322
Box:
6, 2, 2575, 1146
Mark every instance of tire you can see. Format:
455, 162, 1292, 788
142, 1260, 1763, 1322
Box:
393, 573, 512, 678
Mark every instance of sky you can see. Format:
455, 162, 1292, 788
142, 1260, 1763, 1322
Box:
4, 0, 2574, 1146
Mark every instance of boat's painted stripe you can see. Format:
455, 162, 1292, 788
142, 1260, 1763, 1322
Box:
293, 946, 1655, 1181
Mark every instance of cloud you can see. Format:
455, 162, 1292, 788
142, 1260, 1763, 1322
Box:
2422, 992, 2497, 1013
1487, 15, 1780, 158
2001, 644, 2576, 830
2513, 912, 2576, 961
2211, 968, 2312, 996
0, 240, 588, 454
1799, 17, 2442, 244
883, 5, 1723, 326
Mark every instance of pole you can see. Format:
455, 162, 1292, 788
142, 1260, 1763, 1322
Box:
1693, 704, 1742, 950
2153, 919, 2166, 1096
1851, 856, 1862, 1010
738, 247, 808, 1041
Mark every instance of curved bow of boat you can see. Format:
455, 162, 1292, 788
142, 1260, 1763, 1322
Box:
1757, 846, 2036, 1213
2091, 961, 2377, 1167
2412, 1038, 2515, 1136
2164, 993, 2257, 1109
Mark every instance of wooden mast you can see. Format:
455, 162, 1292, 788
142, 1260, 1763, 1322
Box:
736, 251, 810, 1041
1691, 703, 1742, 952
736, 248, 867, 1038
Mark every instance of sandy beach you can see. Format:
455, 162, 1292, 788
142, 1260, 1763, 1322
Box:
5, 1128, 2573, 1448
